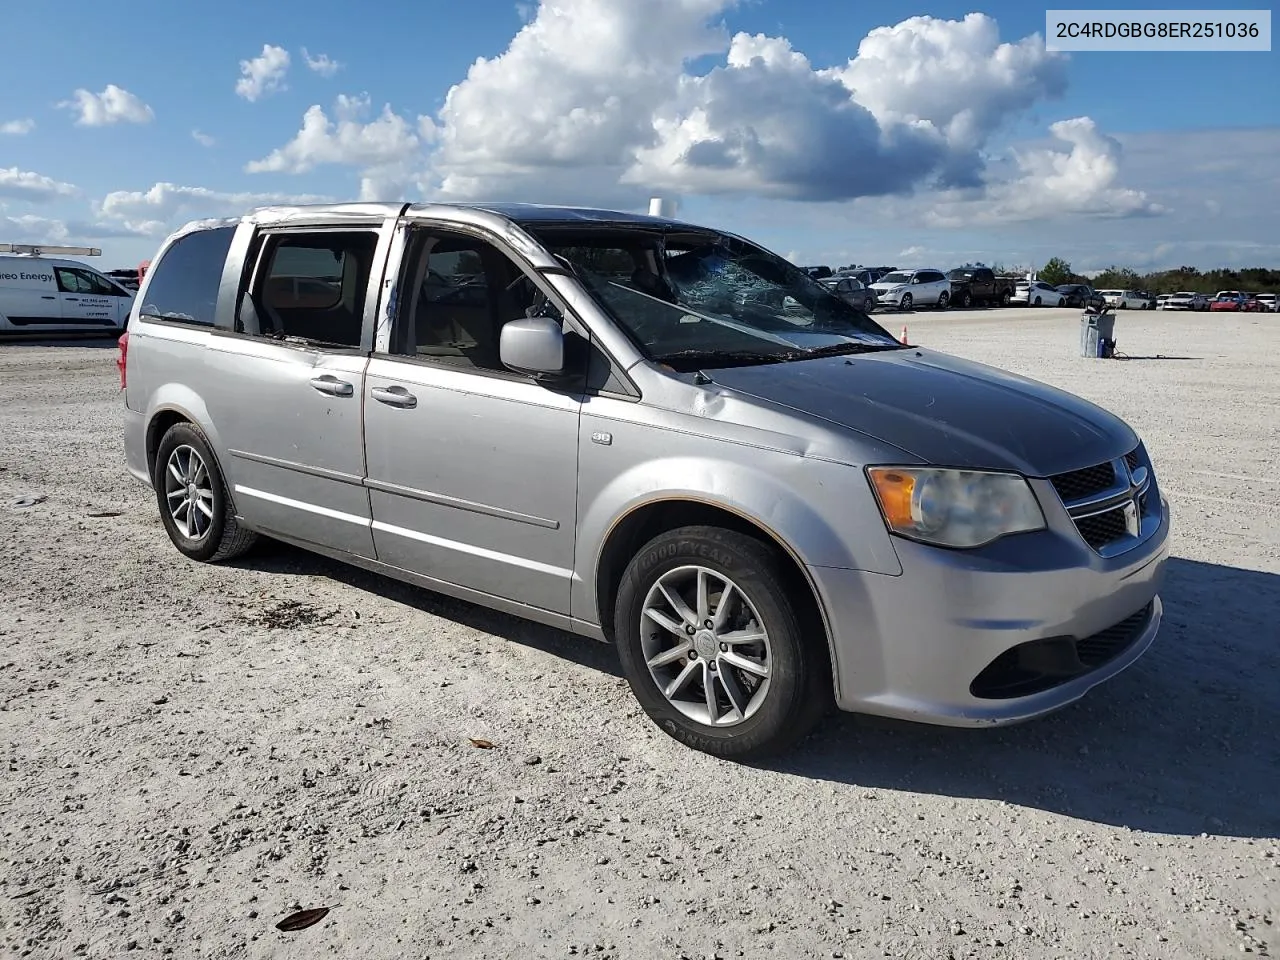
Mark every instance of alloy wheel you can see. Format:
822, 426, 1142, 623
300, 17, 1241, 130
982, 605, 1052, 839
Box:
164, 444, 215, 541
638, 565, 772, 727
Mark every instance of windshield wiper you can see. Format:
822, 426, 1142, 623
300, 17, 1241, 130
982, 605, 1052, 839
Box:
653, 349, 789, 369
654, 341, 904, 370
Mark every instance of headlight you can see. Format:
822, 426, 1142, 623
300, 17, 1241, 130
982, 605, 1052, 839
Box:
866, 467, 1045, 548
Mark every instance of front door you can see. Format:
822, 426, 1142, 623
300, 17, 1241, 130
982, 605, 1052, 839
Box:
362, 226, 581, 615
202, 221, 394, 557
55, 266, 131, 329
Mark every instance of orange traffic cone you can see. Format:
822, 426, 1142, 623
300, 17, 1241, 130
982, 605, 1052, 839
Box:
900, 324, 909, 345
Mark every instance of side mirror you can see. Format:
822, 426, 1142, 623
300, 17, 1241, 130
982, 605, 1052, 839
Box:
500, 316, 564, 378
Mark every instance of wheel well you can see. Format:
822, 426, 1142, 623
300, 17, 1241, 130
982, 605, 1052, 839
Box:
595, 500, 830, 650
145, 410, 191, 480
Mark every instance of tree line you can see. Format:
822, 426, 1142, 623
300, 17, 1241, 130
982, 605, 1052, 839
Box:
1034, 258, 1280, 294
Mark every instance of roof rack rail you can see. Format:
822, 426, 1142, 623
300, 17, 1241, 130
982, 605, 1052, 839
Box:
0, 243, 102, 256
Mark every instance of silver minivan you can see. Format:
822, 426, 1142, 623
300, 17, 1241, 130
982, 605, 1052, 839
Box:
120, 202, 1170, 758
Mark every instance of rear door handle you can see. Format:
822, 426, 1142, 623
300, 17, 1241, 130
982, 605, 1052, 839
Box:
41, 295, 56, 300
371, 385, 417, 409
309, 375, 354, 397
64, 297, 79, 302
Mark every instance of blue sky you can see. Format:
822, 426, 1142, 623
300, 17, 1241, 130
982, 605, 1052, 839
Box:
1, 0, 1276, 273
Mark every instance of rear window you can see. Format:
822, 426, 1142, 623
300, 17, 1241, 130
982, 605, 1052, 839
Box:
140, 226, 235, 326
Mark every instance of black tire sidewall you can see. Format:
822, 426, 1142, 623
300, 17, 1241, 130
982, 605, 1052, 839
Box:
153, 423, 231, 563
614, 527, 822, 760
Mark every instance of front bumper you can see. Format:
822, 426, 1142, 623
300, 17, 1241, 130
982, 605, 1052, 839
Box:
808, 491, 1170, 726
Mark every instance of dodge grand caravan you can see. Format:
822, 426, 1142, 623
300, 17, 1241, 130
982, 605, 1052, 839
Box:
120, 203, 1170, 759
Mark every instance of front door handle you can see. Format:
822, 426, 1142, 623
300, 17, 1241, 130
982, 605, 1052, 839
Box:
41, 295, 56, 300
310, 375, 354, 397
371, 385, 417, 409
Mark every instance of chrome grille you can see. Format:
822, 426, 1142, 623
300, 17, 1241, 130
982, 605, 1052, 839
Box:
1076, 507, 1128, 549
1050, 447, 1155, 555
1050, 462, 1116, 502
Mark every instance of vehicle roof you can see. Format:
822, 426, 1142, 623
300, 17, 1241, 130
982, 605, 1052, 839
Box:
0, 253, 100, 269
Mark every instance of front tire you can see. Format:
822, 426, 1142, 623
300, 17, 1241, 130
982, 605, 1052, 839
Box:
959, 292, 972, 308
154, 422, 258, 563
899, 293, 913, 311
614, 526, 830, 760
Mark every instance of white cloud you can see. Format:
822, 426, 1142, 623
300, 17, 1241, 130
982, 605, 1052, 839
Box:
0, 167, 78, 202
192, 129, 216, 147
100, 182, 332, 230
58, 85, 154, 126
428, 0, 730, 204
246, 94, 431, 201
1, 118, 35, 136
2, 214, 159, 244
925, 117, 1163, 226
302, 48, 342, 77
236, 44, 290, 101
422, 4, 1072, 206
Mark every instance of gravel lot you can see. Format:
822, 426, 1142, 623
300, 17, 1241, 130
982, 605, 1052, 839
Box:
1, 307, 1277, 960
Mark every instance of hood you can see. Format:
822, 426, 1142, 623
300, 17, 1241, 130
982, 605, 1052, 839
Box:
870, 281, 906, 291
707, 348, 1137, 477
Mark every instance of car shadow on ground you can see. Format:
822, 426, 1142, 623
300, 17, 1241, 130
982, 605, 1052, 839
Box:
232, 543, 625, 678
772, 557, 1279, 839
236, 546, 1275, 837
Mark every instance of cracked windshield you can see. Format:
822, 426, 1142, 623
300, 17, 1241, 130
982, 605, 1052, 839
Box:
538, 230, 902, 369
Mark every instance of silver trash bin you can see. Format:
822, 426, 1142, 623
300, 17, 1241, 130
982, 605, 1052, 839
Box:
1079, 309, 1116, 358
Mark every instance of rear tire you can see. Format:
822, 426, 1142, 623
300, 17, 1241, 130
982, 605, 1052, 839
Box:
937, 291, 950, 309
154, 422, 258, 563
1000, 291, 1011, 306
614, 526, 830, 760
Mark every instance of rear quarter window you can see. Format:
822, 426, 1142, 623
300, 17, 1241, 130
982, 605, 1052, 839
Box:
140, 227, 235, 326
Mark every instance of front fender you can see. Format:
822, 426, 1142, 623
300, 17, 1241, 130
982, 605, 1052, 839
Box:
573, 447, 903, 628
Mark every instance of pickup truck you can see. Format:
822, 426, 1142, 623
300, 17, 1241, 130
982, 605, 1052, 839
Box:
945, 267, 1015, 307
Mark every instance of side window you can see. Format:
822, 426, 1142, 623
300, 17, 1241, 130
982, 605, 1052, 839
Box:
140, 226, 236, 326
390, 230, 563, 372
55, 268, 90, 293
243, 231, 378, 348
74, 270, 120, 296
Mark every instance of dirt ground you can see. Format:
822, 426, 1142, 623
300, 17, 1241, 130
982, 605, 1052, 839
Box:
1, 307, 1277, 960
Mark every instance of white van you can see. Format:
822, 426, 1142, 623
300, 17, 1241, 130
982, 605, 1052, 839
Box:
0, 246, 134, 336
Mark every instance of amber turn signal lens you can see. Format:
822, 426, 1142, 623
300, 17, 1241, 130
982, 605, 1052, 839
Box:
867, 468, 916, 529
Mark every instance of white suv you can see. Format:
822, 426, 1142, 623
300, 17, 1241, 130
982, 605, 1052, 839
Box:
869, 269, 951, 310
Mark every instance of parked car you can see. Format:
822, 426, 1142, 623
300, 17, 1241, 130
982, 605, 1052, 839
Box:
120, 201, 1169, 759
106, 268, 142, 291
869, 268, 951, 309
1161, 291, 1210, 311
820, 275, 876, 312
835, 267, 896, 287
1056, 284, 1106, 310
1097, 289, 1148, 310
1208, 290, 1265, 312
803, 265, 833, 280
1132, 290, 1158, 310
945, 267, 1015, 307
1011, 281, 1066, 306
1, 249, 135, 336
1253, 293, 1278, 312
